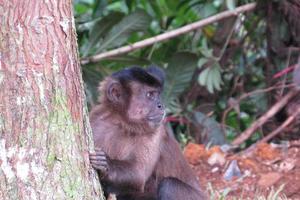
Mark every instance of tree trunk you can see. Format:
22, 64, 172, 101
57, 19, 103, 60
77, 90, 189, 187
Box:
0, 0, 104, 199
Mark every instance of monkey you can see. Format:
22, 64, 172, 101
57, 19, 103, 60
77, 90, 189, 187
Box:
89, 66, 206, 200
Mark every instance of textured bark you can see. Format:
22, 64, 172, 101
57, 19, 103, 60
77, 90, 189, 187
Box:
0, 0, 104, 199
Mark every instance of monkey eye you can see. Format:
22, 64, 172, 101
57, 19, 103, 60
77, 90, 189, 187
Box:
146, 91, 155, 100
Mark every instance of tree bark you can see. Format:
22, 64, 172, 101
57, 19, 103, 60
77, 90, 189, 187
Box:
0, 0, 104, 199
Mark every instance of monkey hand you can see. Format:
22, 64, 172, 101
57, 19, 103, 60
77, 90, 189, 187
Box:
89, 148, 109, 177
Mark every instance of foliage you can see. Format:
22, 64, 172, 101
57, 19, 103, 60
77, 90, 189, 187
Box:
74, 0, 298, 146
197, 39, 223, 93
164, 52, 198, 113
81, 9, 151, 56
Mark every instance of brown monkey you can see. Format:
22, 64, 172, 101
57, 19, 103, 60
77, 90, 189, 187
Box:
89, 66, 206, 200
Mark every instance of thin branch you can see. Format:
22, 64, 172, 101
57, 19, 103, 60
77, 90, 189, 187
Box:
232, 89, 298, 146
243, 105, 300, 155
81, 3, 257, 65
221, 84, 294, 127
273, 64, 296, 79
260, 106, 300, 143
217, 17, 239, 61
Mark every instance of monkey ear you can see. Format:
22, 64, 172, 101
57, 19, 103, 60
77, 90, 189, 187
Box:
107, 81, 123, 103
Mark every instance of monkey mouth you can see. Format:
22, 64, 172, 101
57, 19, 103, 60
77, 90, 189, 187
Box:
147, 112, 165, 123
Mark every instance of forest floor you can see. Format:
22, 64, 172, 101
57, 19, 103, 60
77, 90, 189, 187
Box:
184, 140, 300, 199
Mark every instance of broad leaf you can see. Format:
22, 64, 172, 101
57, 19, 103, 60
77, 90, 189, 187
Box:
164, 52, 198, 111
191, 111, 227, 145
83, 12, 124, 56
197, 57, 208, 69
198, 61, 223, 93
226, 0, 236, 10
97, 9, 151, 52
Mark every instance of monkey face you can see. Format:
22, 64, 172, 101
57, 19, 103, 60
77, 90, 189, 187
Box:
127, 83, 165, 127
101, 66, 166, 130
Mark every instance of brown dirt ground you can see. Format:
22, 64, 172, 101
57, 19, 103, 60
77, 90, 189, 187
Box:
184, 141, 300, 199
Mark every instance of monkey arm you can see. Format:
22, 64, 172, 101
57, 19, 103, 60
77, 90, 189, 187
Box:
90, 149, 147, 192
104, 159, 147, 192
156, 135, 202, 191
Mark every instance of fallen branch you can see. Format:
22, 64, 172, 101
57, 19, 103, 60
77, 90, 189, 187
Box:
243, 104, 300, 155
260, 105, 300, 143
81, 3, 257, 65
232, 89, 298, 146
221, 83, 294, 128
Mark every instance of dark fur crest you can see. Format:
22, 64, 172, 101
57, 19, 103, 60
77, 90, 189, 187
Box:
112, 66, 165, 89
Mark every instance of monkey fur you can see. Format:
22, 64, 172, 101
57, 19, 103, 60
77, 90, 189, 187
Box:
89, 66, 206, 200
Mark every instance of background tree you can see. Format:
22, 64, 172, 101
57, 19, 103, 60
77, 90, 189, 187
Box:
0, 0, 104, 199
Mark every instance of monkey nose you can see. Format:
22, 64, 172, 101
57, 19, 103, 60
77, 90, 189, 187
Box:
157, 102, 164, 110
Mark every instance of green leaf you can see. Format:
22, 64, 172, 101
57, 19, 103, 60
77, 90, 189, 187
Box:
74, 4, 90, 15
191, 112, 227, 145
199, 4, 217, 18
200, 48, 213, 58
97, 9, 151, 52
83, 12, 124, 56
197, 58, 208, 69
198, 68, 208, 86
93, 0, 107, 18
206, 68, 214, 93
197, 61, 223, 93
211, 63, 223, 91
164, 52, 198, 111
201, 38, 209, 51
226, 0, 236, 10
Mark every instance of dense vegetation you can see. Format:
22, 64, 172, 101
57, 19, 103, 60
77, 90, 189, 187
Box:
74, 0, 300, 148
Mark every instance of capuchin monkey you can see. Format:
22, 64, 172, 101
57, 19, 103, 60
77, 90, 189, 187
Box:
89, 66, 206, 200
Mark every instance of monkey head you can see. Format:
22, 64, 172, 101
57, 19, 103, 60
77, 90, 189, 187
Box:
99, 66, 166, 131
